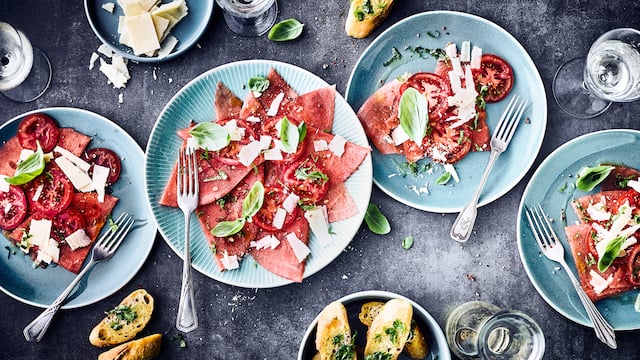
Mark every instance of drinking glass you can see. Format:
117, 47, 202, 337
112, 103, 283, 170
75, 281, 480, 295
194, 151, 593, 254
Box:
0, 21, 51, 102
445, 301, 545, 360
553, 28, 640, 118
215, 0, 278, 37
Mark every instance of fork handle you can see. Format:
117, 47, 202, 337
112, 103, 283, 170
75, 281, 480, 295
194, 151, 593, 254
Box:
176, 213, 198, 333
23, 259, 96, 342
560, 261, 617, 349
450, 149, 500, 242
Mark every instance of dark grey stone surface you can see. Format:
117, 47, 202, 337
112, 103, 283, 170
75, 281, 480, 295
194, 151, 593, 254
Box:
1, 1, 640, 359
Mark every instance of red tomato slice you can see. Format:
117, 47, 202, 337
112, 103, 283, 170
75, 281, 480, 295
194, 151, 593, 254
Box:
17, 113, 60, 153
426, 124, 472, 164
252, 186, 300, 232
24, 167, 74, 217
399, 73, 452, 120
473, 54, 514, 103
51, 207, 86, 243
212, 118, 259, 166
260, 116, 306, 163
628, 246, 640, 285
0, 185, 28, 230
82, 148, 122, 185
282, 159, 329, 206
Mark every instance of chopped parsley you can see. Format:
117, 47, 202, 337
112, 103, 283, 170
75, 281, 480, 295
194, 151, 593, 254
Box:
405, 46, 448, 62
383, 47, 403, 67
394, 160, 431, 177
426, 30, 441, 38
204, 169, 228, 182
295, 167, 328, 184
106, 305, 137, 329
173, 333, 187, 348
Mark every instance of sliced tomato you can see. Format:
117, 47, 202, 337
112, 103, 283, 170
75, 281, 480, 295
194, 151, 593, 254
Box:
0, 185, 28, 230
212, 118, 259, 166
24, 167, 74, 217
51, 207, 86, 243
425, 124, 472, 164
260, 116, 306, 163
252, 186, 300, 232
82, 148, 122, 185
282, 159, 329, 206
17, 113, 60, 152
473, 54, 514, 103
628, 246, 640, 285
399, 72, 452, 120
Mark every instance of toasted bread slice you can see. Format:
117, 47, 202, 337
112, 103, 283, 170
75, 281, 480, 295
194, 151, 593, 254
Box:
90, 289, 155, 347
364, 298, 412, 360
345, 0, 395, 38
98, 333, 162, 360
315, 301, 357, 360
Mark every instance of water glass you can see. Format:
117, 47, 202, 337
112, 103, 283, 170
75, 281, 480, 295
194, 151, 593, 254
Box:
445, 301, 545, 360
215, 0, 278, 37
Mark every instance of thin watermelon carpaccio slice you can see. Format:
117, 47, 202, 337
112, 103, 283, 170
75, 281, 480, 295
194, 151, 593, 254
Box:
356, 79, 403, 155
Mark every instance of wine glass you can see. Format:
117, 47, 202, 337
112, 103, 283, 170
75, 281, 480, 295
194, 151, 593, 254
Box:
215, 0, 278, 37
553, 28, 640, 118
0, 21, 51, 102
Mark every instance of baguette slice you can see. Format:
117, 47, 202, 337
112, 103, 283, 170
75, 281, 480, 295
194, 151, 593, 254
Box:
364, 298, 412, 360
98, 333, 162, 360
90, 289, 155, 347
315, 301, 356, 360
345, 0, 395, 38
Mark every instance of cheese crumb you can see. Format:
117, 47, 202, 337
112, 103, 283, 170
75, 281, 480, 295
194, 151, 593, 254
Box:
102, 2, 116, 13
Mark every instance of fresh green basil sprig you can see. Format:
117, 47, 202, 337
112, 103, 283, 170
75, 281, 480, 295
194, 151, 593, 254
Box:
364, 203, 390, 235
278, 117, 306, 154
5, 143, 45, 185
189, 122, 230, 151
576, 165, 614, 192
597, 235, 626, 272
398, 87, 429, 145
268, 18, 304, 41
211, 181, 265, 237
248, 76, 270, 93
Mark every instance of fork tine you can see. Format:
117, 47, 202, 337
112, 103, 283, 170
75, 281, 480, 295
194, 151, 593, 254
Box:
494, 95, 519, 138
535, 204, 557, 244
191, 149, 199, 195
103, 215, 135, 254
94, 212, 127, 247
177, 147, 185, 195
525, 205, 548, 249
502, 99, 528, 144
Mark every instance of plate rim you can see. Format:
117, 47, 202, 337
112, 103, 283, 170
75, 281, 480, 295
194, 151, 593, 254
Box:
144, 59, 373, 288
0, 106, 156, 309
83, 0, 214, 63
345, 10, 547, 213
517, 128, 640, 330
296, 289, 451, 360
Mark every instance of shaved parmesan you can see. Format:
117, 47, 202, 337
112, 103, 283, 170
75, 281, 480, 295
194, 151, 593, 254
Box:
65, 229, 92, 251
220, 251, 240, 270
99, 58, 128, 88
391, 125, 410, 145
237, 141, 263, 166
286, 233, 310, 263
460, 41, 471, 62
89, 52, 99, 70
92, 164, 110, 203
28, 219, 52, 248
628, 179, 640, 193
470, 46, 483, 69
0, 176, 9, 193
54, 146, 91, 172
282, 193, 300, 213
250, 235, 280, 250
246, 115, 261, 123
272, 208, 287, 229
32, 184, 44, 201
97, 44, 114, 59
263, 147, 283, 161
450, 57, 463, 78
448, 70, 462, 93
589, 270, 613, 294
55, 157, 93, 192
328, 135, 346, 157
586, 200, 610, 221
304, 206, 332, 246
223, 119, 245, 141
259, 135, 272, 149
313, 139, 329, 152
102, 2, 116, 13
267, 92, 285, 116
445, 42, 457, 59
36, 250, 53, 265
444, 163, 460, 183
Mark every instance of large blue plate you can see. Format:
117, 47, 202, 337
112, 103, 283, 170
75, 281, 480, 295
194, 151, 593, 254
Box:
145, 60, 373, 288
84, 0, 214, 62
0, 107, 156, 309
517, 129, 640, 330
346, 11, 546, 212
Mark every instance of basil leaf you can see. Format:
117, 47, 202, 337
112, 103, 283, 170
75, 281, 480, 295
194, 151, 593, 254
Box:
298, 121, 307, 143
268, 18, 304, 42
398, 87, 429, 145
436, 172, 451, 185
189, 122, 230, 151
295, 167, 328, 183
5, 143, 45, 185
248, 76, 270, 93
576, 165, 614, 192
242, 181, 264, 219
402, 236, 414, 250
364, 203, 390, 235
278, 117, 300, 154
597, 235, 626, 272
211, 218, 246, 237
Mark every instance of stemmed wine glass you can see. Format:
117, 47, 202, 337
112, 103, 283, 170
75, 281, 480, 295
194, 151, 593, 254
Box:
0, 21, 52, 102
553, 28, 640, 118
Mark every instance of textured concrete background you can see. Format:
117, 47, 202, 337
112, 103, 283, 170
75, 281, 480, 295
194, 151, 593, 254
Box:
1, 1, 640, 359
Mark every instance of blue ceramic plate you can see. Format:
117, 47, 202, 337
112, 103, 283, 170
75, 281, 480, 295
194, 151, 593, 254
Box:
517, 129, 640, 330
0, 107, 156, 309
84, 0, 213, 62
145, 60, 373, 288
345, 11, 546, 212
297, 290, 451, 360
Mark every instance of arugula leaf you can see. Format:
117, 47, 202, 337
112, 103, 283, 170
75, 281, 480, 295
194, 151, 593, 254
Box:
295, 166, 328, 184
268, 19, 304, 42
242, 181, 265, 218
211, 218, 246, 237
189, 122, 230, 151
364, 203, 390, 235
597, 235, 626, 272
248, 76, 270, 93
398, 87, 429, 145
576, 165, 614, 192
5, 143, 45, 185
278, 117, 300, 154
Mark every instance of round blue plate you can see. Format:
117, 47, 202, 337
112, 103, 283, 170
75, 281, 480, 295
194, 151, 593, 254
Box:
84, 0, 213, 63
517, 129, 640, 330
145, 60, 373, 288
297, 290, 451, 360
345, 11, 546, 212
0, 107, 156, 309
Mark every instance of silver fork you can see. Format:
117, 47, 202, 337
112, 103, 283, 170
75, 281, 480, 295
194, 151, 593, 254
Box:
23, 212, 135, 342
450, 95, 528, 242
176, 145, 199, 333
525, 204, 617, 349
